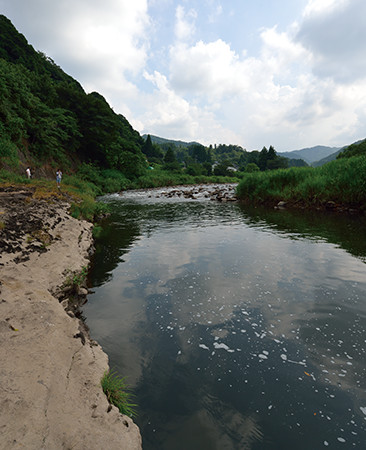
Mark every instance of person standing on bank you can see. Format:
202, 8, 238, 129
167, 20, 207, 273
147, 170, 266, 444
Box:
26, 167, 31, 179
56, 169, 62, 188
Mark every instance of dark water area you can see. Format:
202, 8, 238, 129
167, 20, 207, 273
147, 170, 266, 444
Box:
84, 188, 366, 449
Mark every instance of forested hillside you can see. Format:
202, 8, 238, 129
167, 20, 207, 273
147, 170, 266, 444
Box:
144, 134, 300, 176
337, 139, 366, 159
0, 15, 146, 179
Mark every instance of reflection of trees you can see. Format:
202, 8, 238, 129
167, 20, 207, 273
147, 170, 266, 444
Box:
239, 204, 366, 262
88, 207, 141, 287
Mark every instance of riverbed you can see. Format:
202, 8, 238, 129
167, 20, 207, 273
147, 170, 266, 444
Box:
85, 186, 366, 449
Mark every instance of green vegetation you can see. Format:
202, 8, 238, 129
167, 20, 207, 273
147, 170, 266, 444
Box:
337, 139, 366, 160
69, 265, 88, 288
1, 14, 365, 217
62, 265, 89, 295
129, 165, 239, 189
236, 156, 366, 209
0, 168, 106, 222
101, 370, 137, 418
143, 137, 292, 175
0, 15, 243, 192
0, 15, 146, 179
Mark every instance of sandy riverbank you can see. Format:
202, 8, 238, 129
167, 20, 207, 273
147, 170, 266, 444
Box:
0, 188, 142, 449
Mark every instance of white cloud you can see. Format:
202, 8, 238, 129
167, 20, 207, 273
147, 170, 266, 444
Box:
303, 0, 348, 17
170, 40, 247, 98
140, 70, 240, 144
156, 8, 364, 150
2, 0, 366, 150
175, 5, 197, 41
2, 0, 150, 93
297, 0, 366, 83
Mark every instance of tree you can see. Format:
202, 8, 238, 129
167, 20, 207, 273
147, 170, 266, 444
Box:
163, 146, 181, 172
213, 160, 235, 177
258, 147, 269, 171
266, 157, 288, 170
142, 134, 153, 156
164, 146, 177, 164
189, 144, 209, 163
245, 163, 260, 173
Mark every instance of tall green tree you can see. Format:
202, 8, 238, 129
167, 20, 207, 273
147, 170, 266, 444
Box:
258, 147, 269, 171
163, 146, 181, 172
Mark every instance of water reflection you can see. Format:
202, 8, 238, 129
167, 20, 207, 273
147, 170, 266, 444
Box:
85, 193, 366, 449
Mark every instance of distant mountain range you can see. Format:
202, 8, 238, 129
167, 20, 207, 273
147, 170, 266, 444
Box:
144, 134, 366, 167
278, 146, 341, 164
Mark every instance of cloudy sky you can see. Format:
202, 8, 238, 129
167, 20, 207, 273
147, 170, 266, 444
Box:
1, 0, 366, 151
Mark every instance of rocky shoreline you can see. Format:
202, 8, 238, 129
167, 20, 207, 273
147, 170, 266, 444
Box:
0, 187, 142, 449
119, 183, 238, 202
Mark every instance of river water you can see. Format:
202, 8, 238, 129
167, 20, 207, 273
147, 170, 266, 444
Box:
84, 186, 366, 449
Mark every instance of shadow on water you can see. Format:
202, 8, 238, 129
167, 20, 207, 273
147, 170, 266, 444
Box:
86, 194, 366, 450
239, 204, 366, 262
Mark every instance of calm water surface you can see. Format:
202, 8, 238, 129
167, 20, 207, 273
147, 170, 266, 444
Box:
84, 188, 366, 449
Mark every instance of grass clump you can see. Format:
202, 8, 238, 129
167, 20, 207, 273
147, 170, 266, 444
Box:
101, 370, 137, 418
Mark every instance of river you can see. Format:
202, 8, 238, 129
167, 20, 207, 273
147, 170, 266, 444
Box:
84, 186, 366, 449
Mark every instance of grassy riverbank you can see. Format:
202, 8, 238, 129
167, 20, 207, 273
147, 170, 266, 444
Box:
236, 155, 366, 211
0, 168, 105, 221
0, 166, 238, 220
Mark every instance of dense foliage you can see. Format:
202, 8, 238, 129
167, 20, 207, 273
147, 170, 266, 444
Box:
0, 15, 147, 179
337, 139, 366, 159
145, 135, 290, 175
236, 156, 366, 209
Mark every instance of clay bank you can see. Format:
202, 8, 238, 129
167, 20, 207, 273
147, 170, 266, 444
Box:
0, 186, 142, 450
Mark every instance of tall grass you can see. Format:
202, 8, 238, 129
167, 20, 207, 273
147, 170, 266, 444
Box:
101, 370, 137, 418
236, 156, 366, 208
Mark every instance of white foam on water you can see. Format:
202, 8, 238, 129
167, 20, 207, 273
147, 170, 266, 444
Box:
213, 342, 235, 353
199, 344, 210, 351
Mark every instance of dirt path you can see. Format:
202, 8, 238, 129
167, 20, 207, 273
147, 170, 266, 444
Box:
0, 188, 142, 449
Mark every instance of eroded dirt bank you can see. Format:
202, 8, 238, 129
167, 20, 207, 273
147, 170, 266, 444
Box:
0, 187, 142, 450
